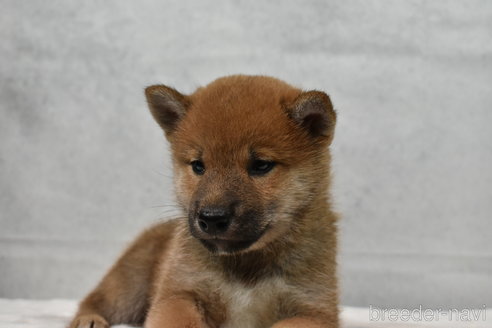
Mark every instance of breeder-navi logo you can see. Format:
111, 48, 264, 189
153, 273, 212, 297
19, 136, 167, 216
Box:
369, 305, 487, 322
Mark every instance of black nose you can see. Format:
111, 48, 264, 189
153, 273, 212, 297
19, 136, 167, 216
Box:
198, 206, 231, 235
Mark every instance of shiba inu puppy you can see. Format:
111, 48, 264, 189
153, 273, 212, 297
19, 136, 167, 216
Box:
69, 75, 339, 328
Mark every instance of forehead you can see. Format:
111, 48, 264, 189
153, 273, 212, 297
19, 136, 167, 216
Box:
172, 76, 313, 162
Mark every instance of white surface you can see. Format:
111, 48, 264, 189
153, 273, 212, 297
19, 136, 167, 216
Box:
0, 299, 489, 328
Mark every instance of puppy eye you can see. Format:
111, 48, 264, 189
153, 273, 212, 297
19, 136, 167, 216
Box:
249, 160, 276, 176
190, 160, 205, 175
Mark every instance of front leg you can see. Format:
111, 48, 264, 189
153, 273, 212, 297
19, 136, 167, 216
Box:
271, 316, 336, 328
145, 298, 209, 328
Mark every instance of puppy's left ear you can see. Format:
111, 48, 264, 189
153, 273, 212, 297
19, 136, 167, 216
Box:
286, 90, 336, 141
145, 85, 191, 137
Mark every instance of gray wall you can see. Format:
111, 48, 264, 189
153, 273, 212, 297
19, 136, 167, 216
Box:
1, 0, 491, 309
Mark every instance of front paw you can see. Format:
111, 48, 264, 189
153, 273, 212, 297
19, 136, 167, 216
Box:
70, 314, 109, 328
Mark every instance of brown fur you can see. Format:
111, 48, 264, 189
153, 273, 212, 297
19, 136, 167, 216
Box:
69, 75, 339, 328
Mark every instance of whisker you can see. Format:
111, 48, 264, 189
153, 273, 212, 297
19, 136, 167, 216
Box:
149, 204, 181, 209
151, 169, 174, 179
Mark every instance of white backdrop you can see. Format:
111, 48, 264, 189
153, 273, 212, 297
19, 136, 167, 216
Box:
1, 0, 491, 309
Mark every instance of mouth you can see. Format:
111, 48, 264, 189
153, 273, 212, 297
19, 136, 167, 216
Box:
187, 208, 271, 254
199, 238, 258, 254
196, 222, 270, 255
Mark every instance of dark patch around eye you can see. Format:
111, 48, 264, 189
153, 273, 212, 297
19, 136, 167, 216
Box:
249, 159, 276, 176
191, 160, 205, 175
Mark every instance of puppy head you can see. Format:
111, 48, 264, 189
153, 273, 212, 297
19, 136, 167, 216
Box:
145, 75, 336, 255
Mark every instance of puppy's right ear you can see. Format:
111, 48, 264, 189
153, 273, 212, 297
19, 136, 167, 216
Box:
145, 85, 190, 136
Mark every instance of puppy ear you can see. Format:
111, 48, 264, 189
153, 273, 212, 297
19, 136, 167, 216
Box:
145, 85, 190, 136
286, 90, 336, 139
